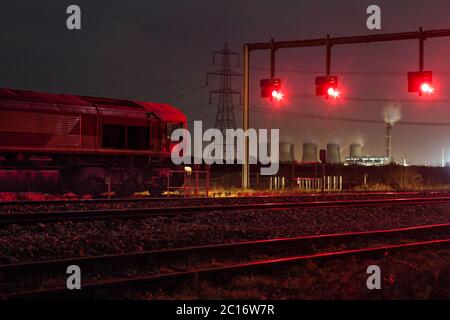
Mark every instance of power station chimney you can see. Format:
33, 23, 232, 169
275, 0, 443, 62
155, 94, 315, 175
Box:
386, 123, 393, 163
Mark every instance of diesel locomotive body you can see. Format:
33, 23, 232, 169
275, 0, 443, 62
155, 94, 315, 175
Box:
0, 88, 186, 196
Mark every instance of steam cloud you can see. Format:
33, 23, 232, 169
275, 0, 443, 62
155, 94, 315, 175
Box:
349, 130, 364, 146
383, 103, 402, 125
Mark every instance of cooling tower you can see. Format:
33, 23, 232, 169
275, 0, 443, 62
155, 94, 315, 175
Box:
279, 143, 293, 162
292, 143, 302, 162
326, 143, 341, 163
349, 144, 363, 158
302, 143, 318, 162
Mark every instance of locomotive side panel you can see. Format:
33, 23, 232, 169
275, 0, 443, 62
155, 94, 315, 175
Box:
81, 114, 98, 148
0, 109, 81, 149
0, 88, 187, 196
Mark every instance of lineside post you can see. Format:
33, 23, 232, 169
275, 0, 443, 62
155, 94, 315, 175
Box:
242, 44, 250, 189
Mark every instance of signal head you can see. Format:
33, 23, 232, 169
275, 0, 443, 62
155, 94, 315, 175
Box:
408, 71, 434, 95
261, 78, 283, 101
316, 76, 340, 99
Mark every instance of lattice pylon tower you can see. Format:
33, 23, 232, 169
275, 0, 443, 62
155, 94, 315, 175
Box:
207, 43, 242, 137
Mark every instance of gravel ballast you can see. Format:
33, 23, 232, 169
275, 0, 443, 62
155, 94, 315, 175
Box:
1, 203, 449, 264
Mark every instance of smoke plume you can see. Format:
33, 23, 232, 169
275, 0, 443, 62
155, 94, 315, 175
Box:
383, 103, 402, 125
349, 130, 364, 146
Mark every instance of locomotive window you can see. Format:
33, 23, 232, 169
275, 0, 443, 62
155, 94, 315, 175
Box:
167, 122, 184, 139
151, 121, 160, 138
127, 126, 149, 150
102, 124, 125, 149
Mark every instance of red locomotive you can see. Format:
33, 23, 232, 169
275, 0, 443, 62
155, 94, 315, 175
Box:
0, 88, 186, 196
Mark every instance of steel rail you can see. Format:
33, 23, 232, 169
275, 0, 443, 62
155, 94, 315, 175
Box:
3, 237, 450, 300
0, 191, 425, 207
0, 196, 449, 225
1, 222, 450, 273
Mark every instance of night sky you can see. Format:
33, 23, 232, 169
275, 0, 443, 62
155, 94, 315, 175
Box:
1, 0, 450, 165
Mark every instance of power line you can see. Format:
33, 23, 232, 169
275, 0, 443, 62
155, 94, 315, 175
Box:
249, 86, 450, 104
235, 105, 450, 127
125, 64, 212, 99
252, 66, 450, 77
183, 101, 215, 119
183, 100, 210, 110
290, 93, 450, 104
189, 112, 216, 119
163, 84, 207, 102
185, 102, 211, 113
144, 78, 205, 100
183, 102, 450, 126
252, 66, 402, 76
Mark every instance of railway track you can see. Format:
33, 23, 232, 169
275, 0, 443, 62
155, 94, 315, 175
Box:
2, 222, 450, 299
0, 191, 425, 206
0, 196, 449, 225
0, 191, 443, 214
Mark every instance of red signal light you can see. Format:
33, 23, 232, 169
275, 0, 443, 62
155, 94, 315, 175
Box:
327, 87, 340, 99
316, 76, 340, 99
261, 78, 283, 102
420, 82, 434, 94
408, 71, 434, 95
271, 89, 283, 101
